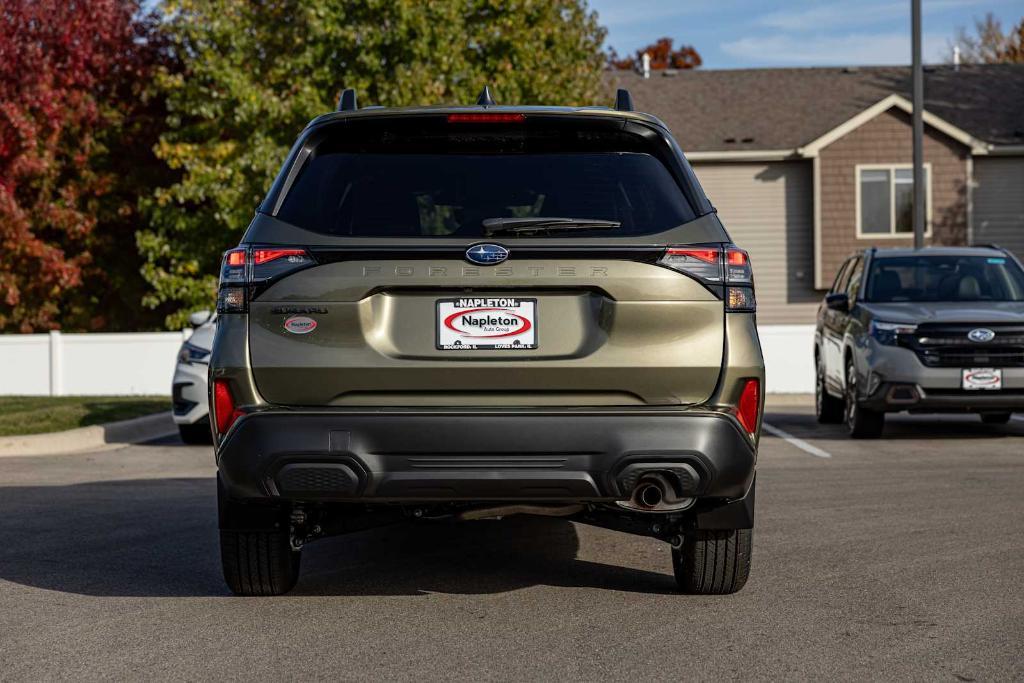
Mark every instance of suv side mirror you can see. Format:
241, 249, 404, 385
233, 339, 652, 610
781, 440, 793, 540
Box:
825, 293, 849, 312
188, 309, 213, 327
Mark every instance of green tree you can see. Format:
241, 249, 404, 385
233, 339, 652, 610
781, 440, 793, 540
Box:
140, 0, 608, 327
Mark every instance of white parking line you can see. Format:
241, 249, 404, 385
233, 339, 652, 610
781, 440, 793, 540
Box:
762, 422, 832, 459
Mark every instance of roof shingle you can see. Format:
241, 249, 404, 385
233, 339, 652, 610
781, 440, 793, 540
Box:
610, 65, 1024, 152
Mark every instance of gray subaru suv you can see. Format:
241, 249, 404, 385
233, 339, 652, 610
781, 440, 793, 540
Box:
815, 246, 1024, 438
209, 88, 764, 596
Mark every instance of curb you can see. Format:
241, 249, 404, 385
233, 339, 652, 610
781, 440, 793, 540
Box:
0, 411, 178, 458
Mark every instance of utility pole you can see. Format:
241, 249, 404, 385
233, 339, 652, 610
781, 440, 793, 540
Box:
911, 0, 925, 249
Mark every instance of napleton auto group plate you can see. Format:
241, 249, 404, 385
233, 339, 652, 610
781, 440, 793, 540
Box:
962, 367, 1002, 390
437, 297, 537, 350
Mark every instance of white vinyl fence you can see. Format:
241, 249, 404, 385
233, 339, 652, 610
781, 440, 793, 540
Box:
0, 330, 191, 396
0, 325, 816, 396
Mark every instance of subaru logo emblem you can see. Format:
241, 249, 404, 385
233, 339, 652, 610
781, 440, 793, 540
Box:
967, 328, 995, 343
465, 243, 509, 266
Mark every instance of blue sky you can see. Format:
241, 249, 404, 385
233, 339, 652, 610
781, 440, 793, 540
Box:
589, 0, 1024, 68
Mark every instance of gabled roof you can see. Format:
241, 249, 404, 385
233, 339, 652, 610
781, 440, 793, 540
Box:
612, 65, 1024, 155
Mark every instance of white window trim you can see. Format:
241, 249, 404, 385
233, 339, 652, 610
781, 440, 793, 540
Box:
855, 163, 933, 239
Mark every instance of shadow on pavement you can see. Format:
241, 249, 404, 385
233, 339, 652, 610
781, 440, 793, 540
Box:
0, 477, 674, 598
764, 410, 1024, 442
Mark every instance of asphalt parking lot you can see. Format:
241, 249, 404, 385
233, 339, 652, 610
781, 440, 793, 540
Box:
1, 402, 1022, 680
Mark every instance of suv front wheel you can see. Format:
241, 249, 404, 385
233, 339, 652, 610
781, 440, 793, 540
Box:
845, 359, 884, 439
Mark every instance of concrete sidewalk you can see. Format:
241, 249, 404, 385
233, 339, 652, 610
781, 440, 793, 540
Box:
0, 411, 177, 457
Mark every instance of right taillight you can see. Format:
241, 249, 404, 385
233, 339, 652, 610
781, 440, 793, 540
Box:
735, 378, 760, 437
658, 244, 755, 312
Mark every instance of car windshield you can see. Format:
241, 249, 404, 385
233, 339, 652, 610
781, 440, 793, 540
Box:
275, 152, 698, 238
864, 255, 1024, 302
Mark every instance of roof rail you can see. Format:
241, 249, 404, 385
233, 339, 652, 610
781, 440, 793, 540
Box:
337, 88, 358, 112
615, 88, 633, 112
476, 85, 496, 106
979, 243, 1004, 251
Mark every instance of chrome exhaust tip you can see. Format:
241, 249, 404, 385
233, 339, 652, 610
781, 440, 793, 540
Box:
636, 482, 664, 508
618, 471, 696, 513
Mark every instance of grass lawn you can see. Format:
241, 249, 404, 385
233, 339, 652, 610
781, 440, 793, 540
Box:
0, 396, 170, 437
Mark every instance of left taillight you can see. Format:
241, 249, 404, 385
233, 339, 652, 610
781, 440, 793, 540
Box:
657, 244, 755, 312
212, 379, 243, 435
216, 246, 314, 314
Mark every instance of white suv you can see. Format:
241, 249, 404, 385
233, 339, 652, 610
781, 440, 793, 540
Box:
172, 311, 216, 444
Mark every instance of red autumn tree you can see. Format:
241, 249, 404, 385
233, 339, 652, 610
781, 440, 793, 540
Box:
608, 37, 702, 71
0, 0, 164, 332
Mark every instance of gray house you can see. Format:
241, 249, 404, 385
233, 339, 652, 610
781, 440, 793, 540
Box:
616, 65, 1024, 324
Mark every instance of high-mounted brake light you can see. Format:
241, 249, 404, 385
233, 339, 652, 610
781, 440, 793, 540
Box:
447, 113, 526, 123
735, 378, 760, 437
212, 379, 243, 435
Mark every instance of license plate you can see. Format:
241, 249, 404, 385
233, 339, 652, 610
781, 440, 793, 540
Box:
962, 368, 1002, 390
437, 297, 537, 350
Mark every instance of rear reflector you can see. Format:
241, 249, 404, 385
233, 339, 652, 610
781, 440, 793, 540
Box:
447, 113, 526, 123
212, 379, 242, 434
735, 379, 760, 437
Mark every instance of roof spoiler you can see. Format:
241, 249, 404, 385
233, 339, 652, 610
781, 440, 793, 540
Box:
615, 88, 633, 112
337, 88, 357, 111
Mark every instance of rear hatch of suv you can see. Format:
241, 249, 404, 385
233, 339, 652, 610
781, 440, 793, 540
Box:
236, 112, 733, 408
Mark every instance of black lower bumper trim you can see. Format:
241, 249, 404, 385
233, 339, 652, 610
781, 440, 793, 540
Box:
864, 383, 1024, 412
216, 409, 757, 504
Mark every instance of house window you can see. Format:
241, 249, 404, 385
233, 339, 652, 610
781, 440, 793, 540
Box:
856, 165, 931, 237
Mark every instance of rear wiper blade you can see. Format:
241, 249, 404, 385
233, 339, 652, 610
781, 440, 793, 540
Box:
482, 217, 621, 236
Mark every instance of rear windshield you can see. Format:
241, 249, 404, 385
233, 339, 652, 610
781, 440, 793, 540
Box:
273, 117, 704, 239
865, 255, 1024, 302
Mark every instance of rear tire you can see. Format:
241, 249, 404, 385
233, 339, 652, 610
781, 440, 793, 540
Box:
217, 475, 300, 596
177, 419, 212, 445
672, 529, 752, 595
845, 360, 884, 439
980, 412, 1012, 425
815, 355, 844, 424
220, 529, 300, 596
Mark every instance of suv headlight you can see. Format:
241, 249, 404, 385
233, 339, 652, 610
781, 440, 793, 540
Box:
178, 341, 210, 365
869, 320, 916, 346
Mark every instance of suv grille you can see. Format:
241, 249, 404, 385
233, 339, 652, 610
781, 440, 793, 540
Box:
899, 324, 1024, 367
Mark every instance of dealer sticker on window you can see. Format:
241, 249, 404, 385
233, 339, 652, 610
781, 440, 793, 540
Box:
437, 297, 537, 350
962, 368, 1002, 390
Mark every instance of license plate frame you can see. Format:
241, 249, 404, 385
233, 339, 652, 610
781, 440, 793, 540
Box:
961, 368, 1002, 391
436, 297, 537, 350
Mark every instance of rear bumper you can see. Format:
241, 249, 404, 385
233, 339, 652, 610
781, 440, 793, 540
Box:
216, 408, 757, 504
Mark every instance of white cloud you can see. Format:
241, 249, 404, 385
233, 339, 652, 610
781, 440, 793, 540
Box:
720, 32, 949, 66
757, 0, 987, 32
